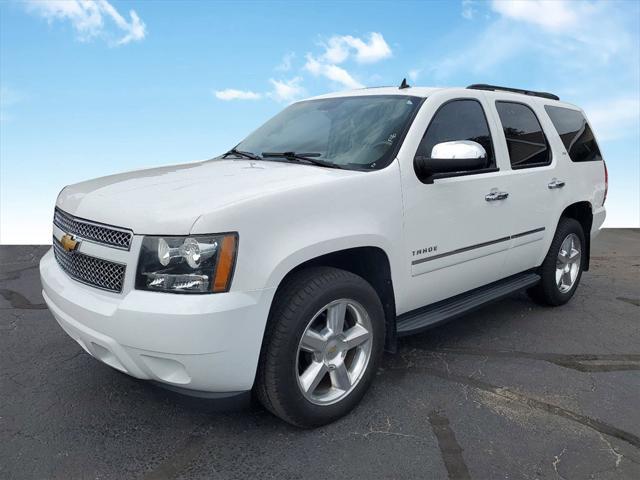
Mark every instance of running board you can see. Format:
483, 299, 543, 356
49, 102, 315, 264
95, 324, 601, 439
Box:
396, 272, 541, 337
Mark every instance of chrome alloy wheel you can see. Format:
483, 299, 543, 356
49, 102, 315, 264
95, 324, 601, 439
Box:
556, 233, 581, 293
296, 299, 373, 405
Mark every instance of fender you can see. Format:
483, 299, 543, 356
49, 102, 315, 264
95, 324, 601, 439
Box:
266, 234, 397, 293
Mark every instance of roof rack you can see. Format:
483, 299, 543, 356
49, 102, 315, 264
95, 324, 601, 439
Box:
467, 84, 560, 101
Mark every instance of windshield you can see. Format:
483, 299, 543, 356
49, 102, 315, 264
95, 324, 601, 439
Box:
235, 95, 422, 170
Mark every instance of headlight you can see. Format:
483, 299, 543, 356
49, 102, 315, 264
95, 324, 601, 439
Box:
136, 233, 238, 294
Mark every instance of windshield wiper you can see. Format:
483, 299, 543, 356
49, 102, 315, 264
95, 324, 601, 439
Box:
262, 151, 344, 169
222, 148, 262, 160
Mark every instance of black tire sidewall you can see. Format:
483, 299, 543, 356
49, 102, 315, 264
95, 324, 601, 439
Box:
539, 218, 586, 305
262, 268, 385, 427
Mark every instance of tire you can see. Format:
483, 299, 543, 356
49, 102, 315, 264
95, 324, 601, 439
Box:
255, 266, 385, 428
528, 217, 586, 306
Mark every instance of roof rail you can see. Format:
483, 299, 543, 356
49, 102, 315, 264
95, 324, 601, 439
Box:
467, 84, 560, 101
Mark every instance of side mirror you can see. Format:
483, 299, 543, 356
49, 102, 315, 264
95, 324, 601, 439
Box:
414, 140, 487, 179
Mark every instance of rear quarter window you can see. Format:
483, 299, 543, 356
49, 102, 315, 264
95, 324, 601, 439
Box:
544, 105, 603, 162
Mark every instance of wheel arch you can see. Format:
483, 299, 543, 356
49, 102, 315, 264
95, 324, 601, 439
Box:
268, 246, 398, 353
559, 201, 593, 271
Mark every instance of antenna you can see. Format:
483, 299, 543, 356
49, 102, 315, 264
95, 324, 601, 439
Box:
399, 78, 410, 90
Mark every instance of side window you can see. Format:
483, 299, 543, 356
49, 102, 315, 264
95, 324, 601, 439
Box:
416, 99, 495, 168
544, 105, 602, 162
496, 102, 551, 168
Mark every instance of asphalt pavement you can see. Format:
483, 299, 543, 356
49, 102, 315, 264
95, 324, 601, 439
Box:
1, 229, 639, 479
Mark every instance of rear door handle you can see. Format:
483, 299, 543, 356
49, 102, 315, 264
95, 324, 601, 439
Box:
548, 179, 566, 189
485, 191, 509, 201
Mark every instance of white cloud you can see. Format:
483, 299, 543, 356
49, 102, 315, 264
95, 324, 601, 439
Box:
268, 77, 305, 102
214, 78, 306, 103
432, 1, 637, 80
408, 69, 421, 82
300, 32, 391, 90
276, 52, 295, 71
304, 54, 364, 90
462, 0, 477, 20
25, 0, 146, 45
490, 0, 577, 31
346, 32, 392, 63
485, 1, 632, 66
213, 32, 388, 101
431, 21, 527, 78
214, 89, 262, 101
321, 32, 391, 64
323, 36, 350, 64
584, 97, 640, 142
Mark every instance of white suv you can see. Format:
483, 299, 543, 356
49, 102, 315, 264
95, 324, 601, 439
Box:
40, 83, 607, 427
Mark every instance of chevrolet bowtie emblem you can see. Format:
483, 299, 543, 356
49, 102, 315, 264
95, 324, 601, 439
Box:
60, 234, 79, 252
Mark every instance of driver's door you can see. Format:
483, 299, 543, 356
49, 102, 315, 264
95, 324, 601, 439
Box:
399, 94, 513, 313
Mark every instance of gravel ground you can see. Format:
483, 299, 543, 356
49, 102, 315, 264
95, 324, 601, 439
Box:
1, 229, 639, 479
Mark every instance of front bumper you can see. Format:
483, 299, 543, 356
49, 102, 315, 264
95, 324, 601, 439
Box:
40, 248, 275, 392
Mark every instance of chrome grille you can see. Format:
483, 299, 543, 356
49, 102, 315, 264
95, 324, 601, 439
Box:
53, 240, 126, 293
54, 208, 132, 250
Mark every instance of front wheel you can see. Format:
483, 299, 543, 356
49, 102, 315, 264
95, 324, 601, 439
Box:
528, 217, 585, 306
255, 267, 385, 427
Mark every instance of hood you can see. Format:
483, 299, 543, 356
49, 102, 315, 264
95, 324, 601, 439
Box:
57, 159, 359, 234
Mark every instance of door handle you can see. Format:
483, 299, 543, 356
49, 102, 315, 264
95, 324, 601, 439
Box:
548, 179, 566, 189
485, 191, 509, 201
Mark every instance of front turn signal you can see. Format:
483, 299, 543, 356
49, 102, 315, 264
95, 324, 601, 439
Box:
213, 234, 238, 293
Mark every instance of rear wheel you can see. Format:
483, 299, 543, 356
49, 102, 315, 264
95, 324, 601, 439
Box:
528, 217, 585, 306
256, 267, 385, 427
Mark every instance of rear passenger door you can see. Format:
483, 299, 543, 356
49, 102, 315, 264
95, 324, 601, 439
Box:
487, 98, 560, 276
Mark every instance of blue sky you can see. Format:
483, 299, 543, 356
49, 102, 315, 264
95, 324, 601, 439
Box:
1, 0, 638, 243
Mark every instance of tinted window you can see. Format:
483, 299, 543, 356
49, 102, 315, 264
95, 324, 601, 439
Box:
545, 105, 602, 162
416, 99, 494, 168
496, 102, 550, 168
